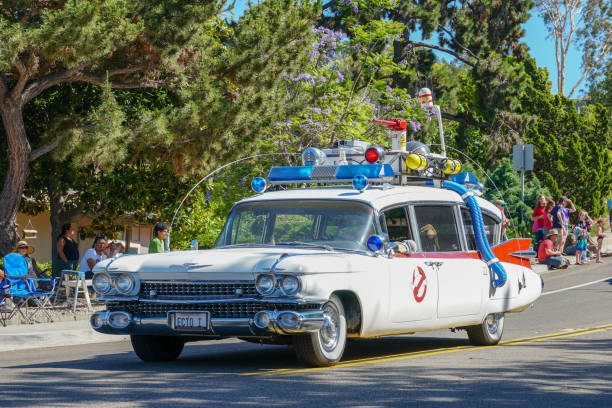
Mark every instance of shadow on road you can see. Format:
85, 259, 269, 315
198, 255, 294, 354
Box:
2, 335, 612, 407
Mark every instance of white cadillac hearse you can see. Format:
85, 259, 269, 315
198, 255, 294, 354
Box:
90, 136, 542, 367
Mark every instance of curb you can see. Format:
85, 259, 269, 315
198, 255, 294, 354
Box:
0, 319, 128, 353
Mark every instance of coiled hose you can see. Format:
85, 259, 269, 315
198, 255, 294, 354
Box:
442, 180, 507, 288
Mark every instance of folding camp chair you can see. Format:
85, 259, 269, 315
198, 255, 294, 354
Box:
0, 279, 16, 326
2, 253, 57, 324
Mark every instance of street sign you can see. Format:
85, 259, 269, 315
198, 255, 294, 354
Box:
513, 144, 534, 171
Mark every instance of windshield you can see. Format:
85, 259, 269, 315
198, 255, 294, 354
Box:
215, 200, 377, 251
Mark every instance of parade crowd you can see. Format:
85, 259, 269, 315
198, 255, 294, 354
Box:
531, 196, 611, 269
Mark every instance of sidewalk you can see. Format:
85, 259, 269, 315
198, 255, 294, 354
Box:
533, 232, 612, 275
0, 318, 128, 352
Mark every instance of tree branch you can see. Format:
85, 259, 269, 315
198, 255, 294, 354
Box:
568, 41, 611, 98
11, 57, 29, 102
70, 72, 170, 89
441, 111, 492, 128
30, 137, 61, 162
438, 25, 477, 59
20, 60, 96, 107
407, 41, 476, 67
106, 65, 147, 77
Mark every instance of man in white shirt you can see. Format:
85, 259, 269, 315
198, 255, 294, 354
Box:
78, 235, 108, 279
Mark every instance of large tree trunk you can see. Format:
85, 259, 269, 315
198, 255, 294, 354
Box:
0, 100, 31, 255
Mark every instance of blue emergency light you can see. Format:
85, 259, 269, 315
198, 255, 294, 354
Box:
267, 163, 394, 184
268, 166, 313, 182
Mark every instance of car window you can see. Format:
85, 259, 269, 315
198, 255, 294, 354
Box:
482, 213, 499, 245
218, 200, 376, 251
273, 214, 315, 242
413, 205, 461, 252
381, 207, 413, 242
231, 211, 267, 244
461, 208, 477, 251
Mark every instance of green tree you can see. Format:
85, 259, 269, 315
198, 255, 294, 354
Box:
0, 0, 319, 254
522, 58, 612, 216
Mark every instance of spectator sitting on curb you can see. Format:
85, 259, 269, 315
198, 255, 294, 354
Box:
538, 229, 569, 270
564, 230, 578, 256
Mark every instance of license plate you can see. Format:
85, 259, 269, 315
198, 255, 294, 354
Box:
171, 312, 209, 331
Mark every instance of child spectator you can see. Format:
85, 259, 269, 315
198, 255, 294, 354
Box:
543, 200, 554, 229
596, 219, 605, 263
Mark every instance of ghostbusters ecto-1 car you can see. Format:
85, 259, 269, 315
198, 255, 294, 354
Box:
90, 133, 542, 367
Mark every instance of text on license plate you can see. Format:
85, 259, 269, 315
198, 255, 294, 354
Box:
172, 312, 209, 330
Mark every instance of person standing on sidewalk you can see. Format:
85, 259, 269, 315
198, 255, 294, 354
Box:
56, 223, 79, 277
550, 196, 576, 251
532, 195, 548, 251
149, 222, 169, 254
596, 218, 606, 263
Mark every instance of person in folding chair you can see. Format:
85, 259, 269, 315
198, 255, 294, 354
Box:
14, 240, 53, 291
2, 252, 56, 324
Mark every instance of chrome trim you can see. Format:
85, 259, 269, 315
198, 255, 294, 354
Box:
99, 296, 139, 302
142, 280, 254, 285
136, 297, 326, 305
90, 308, 326, 337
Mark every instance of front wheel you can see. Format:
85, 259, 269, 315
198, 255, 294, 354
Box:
293, 294, 347, 367
466, 313, 505, 345
130, 335, 185, 362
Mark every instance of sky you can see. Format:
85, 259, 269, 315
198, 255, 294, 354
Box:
230, 1, 587, 96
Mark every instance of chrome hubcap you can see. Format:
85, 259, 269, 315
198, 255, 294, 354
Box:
319, 303, 339, 352
485, 313, 502, 334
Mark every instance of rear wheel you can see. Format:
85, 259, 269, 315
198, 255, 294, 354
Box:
466, 313, 504, 345
293, 294, 347, 367
130, 335, 185, 361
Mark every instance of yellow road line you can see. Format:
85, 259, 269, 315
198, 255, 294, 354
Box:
240, 322, 612, 376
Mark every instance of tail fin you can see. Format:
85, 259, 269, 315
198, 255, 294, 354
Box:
491, 238, 533, 269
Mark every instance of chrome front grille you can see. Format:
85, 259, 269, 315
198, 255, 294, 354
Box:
140, 281, 257, 297
109, 302, 320, 319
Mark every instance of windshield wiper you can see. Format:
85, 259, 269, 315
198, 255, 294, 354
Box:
276, 241, 334, 252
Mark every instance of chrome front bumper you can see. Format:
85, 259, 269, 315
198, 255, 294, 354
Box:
90, 309, 326, 337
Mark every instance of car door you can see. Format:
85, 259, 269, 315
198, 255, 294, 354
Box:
382, 206, 438, 323
412, 204, 486, 319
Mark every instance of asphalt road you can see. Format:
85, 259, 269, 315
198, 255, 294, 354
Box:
2, 262, 611, 408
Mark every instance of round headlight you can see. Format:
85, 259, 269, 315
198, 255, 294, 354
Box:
255, 274, 275, 296
115, 274, 135, 295
92, 273, 112, 294
279, 275, 300, 296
